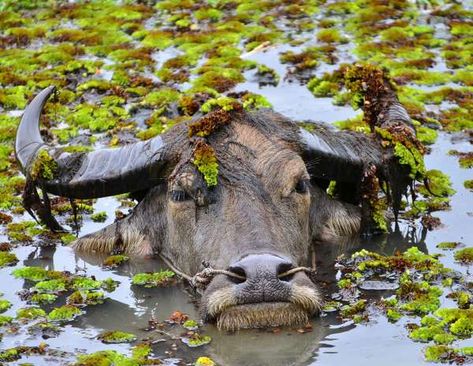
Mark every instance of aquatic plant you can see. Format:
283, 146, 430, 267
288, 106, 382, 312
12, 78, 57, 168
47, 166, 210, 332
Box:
183, 319, 199, 330
16, 307, 46, 320
436, 242, 461, 250
182, 333, 212, 347
34, 279, 67, 294
0, 251, 18, 267
98, 330, 137, 344
195, 356, 216, 366
131, 270, 175, 288
192, 141, 219, 187
0, 299, 12, 313
453, 248, 473, 264
72, 277, 102, 291
90, 211, 107, 222
48, 305, 82, 322
102, 255, 129, 269
67, 291, 105, 306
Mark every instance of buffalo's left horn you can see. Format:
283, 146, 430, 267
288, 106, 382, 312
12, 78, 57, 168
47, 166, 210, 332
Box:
15, 86, 178, 199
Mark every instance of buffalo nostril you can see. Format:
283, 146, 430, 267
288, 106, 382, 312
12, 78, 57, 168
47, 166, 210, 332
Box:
226, 266, 246, 284
277, 262, 295, 282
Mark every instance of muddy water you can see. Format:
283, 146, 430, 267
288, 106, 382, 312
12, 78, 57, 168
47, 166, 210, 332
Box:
2, 98, 471, 366
2, 36, 472, 366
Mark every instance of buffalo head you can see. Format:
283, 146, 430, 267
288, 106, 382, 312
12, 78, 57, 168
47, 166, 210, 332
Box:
15, 84, 413, 330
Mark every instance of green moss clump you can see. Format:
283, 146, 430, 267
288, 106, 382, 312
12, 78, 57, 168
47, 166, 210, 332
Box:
34, 279, 67, 294
409, 325, 446, 342
101, 278, 119, 292
30, 149, 58, 180
0, 299, 12, 313
241, 93, 272, 110
48, 305, 82, 322
183, 333, 212, 348
464, 180, 473, 191
0, 251, 18, 267
77, 79, 111, 93
416, 126, 438, 145
90, 211, 107, 222
436, 242, 461, 250
183, 319, 199, 330
316, 28, 348, 44
340, 300, 367, 318
424, 345, 452, 363
98, 330, 137, 344
386, 309, 402, 323
0, 315, 13, 326
30, 293, 57, 305
454, 248, 473, 264
131, 270, 175, 288
72, 277, 102, 291
195, 356, 216, 366
102, 255, 129, 269
16, 307, 46, 320
67, 291, 105, 306
12, 266, 64, 282
192, 141, 219, 187
421, 170, 455, 197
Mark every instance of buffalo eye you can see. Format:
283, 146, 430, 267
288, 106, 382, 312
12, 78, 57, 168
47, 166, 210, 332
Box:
294, 179, 309, 194
171, 189, 191, 202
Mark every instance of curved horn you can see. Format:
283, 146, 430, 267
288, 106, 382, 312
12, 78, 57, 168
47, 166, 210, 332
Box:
298, 126, 384, 183
16, 87, 179, 199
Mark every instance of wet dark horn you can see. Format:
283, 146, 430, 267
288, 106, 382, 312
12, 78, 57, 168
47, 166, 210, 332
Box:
15, 86, 55, 170
15, 87, 179, 199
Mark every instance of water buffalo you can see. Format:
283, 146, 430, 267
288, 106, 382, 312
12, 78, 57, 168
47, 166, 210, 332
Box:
15, 68, 417, 330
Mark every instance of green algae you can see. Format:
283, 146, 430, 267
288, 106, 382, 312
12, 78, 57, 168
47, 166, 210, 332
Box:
16, 307, 46, 320
183, 319, 199, 330
90, 211, 107, 223
436, 242, 461, 250
67, 290, 105, 306
454, 248, 473, 265
73, 345, 158, 366
0, 299, 12, 313
193, 141, 219, 187
131, 270, 175, 288
72, 277, 102, 291
30, 293, 57, 305
34, 279, 67, 294
48, 305, 82, 322
102, 255, 129, 269
12, 266, 63, 282
29, 149, 58, 181
182, 333, 212, 348
98, 330, 137, 344
0, 251, 18, 267
195, 357, 216, 366
340, 299, 367, 319
0, 315, 13, 326
464, 180, 473, 191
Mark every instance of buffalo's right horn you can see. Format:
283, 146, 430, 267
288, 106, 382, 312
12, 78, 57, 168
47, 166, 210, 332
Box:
15, 86, 181, 199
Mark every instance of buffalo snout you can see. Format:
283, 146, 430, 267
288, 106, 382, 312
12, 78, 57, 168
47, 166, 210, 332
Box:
201, 253, 322, 330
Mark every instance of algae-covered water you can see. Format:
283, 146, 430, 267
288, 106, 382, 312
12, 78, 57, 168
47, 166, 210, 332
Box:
0, 0, 472, 365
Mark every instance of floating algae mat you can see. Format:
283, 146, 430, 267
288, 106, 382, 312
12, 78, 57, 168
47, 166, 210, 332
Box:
0, 0, 472, 365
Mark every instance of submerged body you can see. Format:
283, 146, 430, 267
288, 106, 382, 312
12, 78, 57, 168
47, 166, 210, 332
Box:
15, 68, 417, 329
